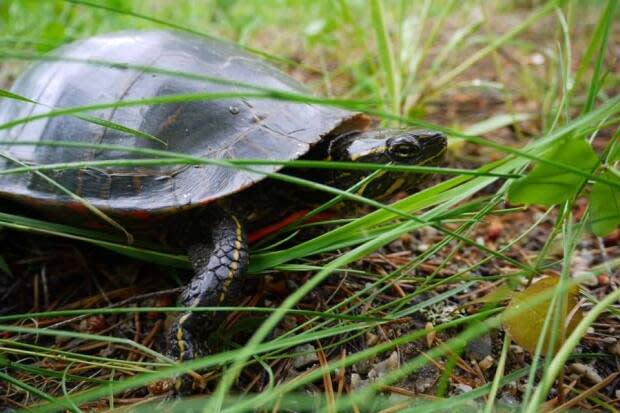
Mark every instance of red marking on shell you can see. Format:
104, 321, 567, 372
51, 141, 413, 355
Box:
67, 202, 88, 215
65, 203, 107, 229
248, 210, 335, 244
124, 210, 152, 221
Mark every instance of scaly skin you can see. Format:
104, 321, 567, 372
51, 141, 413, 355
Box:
168, 209, 248, 393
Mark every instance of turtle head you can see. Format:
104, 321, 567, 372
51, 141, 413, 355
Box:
328, 129, 447, 199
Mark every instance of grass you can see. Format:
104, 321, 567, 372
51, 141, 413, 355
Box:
0, 0, 619, 412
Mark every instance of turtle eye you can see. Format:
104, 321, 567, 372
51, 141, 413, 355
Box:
387, 136, 420, 159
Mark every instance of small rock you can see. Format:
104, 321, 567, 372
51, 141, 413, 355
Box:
368, 351, 399, 380
569, 363, 603, 384
529, 53, 545, 65
584, 369, 603, 384
499, 392, 520, 407
453, 383, 473, 394
581, 274, 599, 287
478, 355, 495, 370
412, 363, 440, 393
292, 344, 318, 369
609, 341, 620, 357
417, 243, 430, 252
572, 251, 595, 283
366, 332, 379, 346
350, 373, 368, 390
465, 333, 493, 362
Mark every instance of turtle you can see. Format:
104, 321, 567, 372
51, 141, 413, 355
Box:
0, 31, 446, 392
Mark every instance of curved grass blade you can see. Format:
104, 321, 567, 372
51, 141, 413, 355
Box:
1, 88, 167, 146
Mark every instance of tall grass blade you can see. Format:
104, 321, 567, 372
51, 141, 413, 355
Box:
369, 0, 400, 117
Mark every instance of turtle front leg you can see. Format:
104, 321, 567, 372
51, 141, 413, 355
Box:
168, 209, 249, 394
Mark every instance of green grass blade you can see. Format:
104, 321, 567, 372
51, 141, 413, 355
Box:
369, 0, 400, 116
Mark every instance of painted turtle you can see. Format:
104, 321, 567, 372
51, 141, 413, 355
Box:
0, 31, 446, 391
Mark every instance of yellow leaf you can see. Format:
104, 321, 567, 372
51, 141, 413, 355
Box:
502, 276, 583, 355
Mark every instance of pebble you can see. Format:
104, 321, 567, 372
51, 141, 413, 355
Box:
581, 273, 599, 287
569, 363, 603, 384
499, 392, 520, 407
478, 355, 495, 370
292, 344, 318, 369
572, 251, 596, 283
465, 332, 493, 362
529, 52, 545, 65
366, 332, 379, 346
417, 243, 430, 252
367, 351, 400, 380
350, 373, 367, 390
453, 383, 473, 394
412, 363, 440, 393
350, 352, 400, 390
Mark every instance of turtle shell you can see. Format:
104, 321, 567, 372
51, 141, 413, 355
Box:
0, 31, 369, 215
